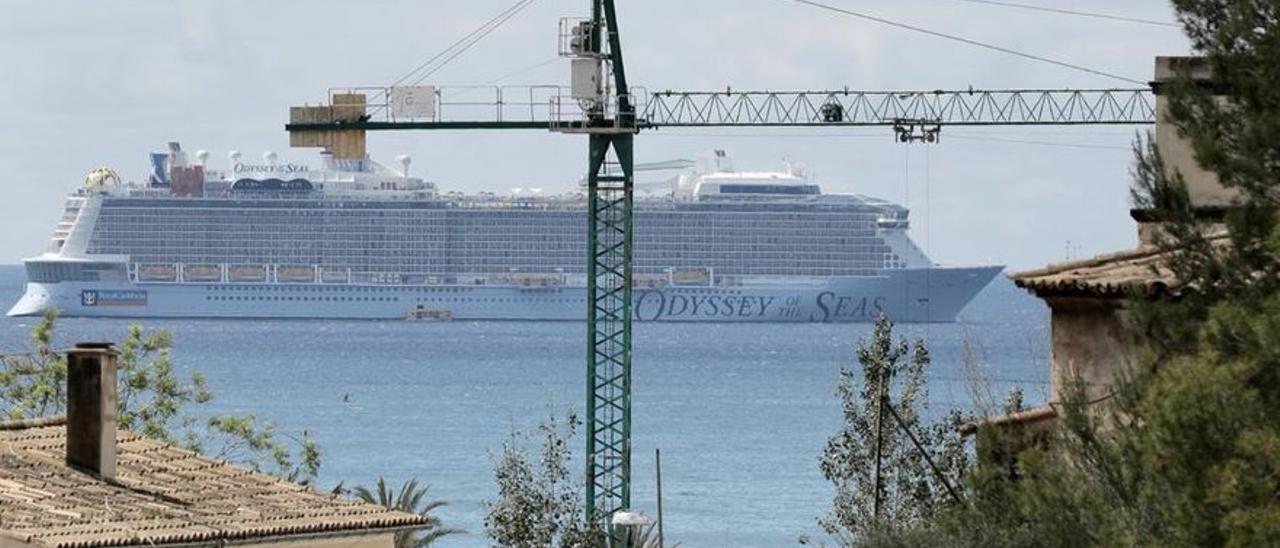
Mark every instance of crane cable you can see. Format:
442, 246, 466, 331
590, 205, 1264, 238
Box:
923, 87, 938, 330
900, 143, 934, 324
443, 57, 561, 101
941, 0, 1179, 28
788, 0, 1147, 85
406, 0, 539, 88
903, 145, 911, 320
389, 0, 540, 90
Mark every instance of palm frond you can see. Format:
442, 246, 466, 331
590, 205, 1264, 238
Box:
412, 527, 468, 548
350, 476, 464, 548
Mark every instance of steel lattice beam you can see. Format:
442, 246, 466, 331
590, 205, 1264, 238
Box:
285, 88, 1155, 134
640, 88, 1155, 127
586, 133, 634, 523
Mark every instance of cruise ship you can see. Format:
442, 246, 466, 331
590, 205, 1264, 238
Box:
7, 144, 1000, 322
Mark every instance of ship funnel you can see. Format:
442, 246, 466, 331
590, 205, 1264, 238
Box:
784, 158, 808, 179
397, 154, 411, 177
148, 152, 170, 187
195, 150, 209, 166
713, 149, 735, 172
167, 142, 187, 168
697, 149, 735, 175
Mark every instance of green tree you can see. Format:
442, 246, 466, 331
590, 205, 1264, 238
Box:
0, 310, 320, 484
484, 411, 605, 548
348, 477, 463, 547
815, 314, 967, 545
892, 3, 1280, 546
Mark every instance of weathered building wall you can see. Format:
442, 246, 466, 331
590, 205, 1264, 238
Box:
0, 537, 36, 548
259, 532, 396, 548
0, 535, 395, 548
1152, 56, 1238, 210
1046, 297, 1134, 404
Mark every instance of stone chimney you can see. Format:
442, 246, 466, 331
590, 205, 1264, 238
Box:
1138, 56, 1237, 245
65, 342, 118, 479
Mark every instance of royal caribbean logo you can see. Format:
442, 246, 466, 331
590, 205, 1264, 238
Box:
81, 289, 147, 307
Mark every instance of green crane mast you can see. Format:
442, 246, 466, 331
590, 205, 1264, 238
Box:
581, 0, 637, 526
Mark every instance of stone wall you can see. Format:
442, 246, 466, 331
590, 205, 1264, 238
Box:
1045, 296, 1135, 405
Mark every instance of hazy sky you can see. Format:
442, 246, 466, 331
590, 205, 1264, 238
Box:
0, 1, 1190, 269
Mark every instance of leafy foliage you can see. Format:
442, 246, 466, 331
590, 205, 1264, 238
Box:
859, 3, 1280, 546
929, 291, 1280, 546
346, 477, 463, 548
0, 311, 319, 484
0, 310, 73, 419
1167, 0, 1280, 207
484, 411, 605, 548
815, 314, 967, 544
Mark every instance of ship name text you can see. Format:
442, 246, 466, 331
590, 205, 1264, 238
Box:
635, 291, 776, 321
233, 162, 311, 174
811, 291, 886, 322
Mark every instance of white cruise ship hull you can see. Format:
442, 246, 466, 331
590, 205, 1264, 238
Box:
7, 266, 1000, 323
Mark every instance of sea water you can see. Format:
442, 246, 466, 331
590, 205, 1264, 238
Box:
0, 265, 1048, 547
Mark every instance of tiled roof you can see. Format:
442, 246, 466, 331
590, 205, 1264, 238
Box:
0, 417, 427, 548
958, 404, 1058, 436
1010, 245, 1183, 298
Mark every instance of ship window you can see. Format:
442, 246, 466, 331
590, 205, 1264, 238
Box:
26, 261, 125, 283
717, 184, 820, 195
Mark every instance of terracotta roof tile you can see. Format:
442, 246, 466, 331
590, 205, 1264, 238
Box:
1009, 234, 1228, 298
959, 404, 1058, 435
0, 418, 427, 547
1009, 246, 1176, 298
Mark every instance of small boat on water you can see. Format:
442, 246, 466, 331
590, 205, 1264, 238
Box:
407, 306, 453, 321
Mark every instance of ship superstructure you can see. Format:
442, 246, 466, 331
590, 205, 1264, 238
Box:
9, 144, 1000, 322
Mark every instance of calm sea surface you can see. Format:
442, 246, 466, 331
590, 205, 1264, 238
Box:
0, 265, 1048, 547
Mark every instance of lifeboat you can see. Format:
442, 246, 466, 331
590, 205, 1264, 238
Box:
512, 274, 563, 287
634, 274, 669, 288
320, 267, 351, 284
671, 267, 713, 286
277, 265, 316, 283
182, 264, 221, 282
137, 264, 178, 282
228, 265, 267, 282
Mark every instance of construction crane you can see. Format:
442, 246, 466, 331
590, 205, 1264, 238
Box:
285, 0, 1157, 539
